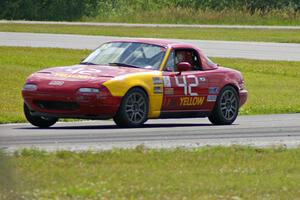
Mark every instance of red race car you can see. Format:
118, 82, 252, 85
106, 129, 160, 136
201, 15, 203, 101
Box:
22, 39, 247, 128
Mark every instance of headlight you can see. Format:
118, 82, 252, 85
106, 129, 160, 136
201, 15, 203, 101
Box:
78, 88, 100, 93
23, 83, 37, 91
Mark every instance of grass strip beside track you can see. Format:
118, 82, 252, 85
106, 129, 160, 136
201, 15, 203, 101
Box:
1, 146, 300, 199
0, 46, 299, 123
1, 23, 300, 43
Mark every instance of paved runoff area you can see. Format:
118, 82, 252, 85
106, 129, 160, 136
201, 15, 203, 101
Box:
1, 32, 300, 61
1, 114, 300, 152
1, 23, 300, 151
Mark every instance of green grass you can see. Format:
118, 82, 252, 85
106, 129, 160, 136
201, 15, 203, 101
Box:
0, 46, 299, 123
0, 47, 90, 123
213, 58, 300, 115
82, 7, 300, 26
1, 146, 300, 199
2, 0, 300, 25
1, 23, 300, 43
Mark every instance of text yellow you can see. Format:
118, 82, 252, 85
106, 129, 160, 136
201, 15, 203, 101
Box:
180, 97, 204, 106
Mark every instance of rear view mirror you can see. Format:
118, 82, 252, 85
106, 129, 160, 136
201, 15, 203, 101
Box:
177, 62, 191, 72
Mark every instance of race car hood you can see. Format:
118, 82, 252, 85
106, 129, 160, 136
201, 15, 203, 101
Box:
34, 64, 151, 80
24, 64, 154, 94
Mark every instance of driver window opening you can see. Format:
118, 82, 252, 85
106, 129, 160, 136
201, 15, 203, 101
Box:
164, 49, 202, 72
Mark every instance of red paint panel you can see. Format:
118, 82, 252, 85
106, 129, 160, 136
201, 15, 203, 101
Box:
22, 80, 121, 118
161, 71, 210, 111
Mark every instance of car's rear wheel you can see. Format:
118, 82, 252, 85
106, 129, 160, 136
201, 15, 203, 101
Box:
113, 88, 148, 128
24, 103, 58, 128
208, 86, 239, 125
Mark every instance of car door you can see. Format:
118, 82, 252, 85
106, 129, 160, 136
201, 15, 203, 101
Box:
161, 48, 210, 112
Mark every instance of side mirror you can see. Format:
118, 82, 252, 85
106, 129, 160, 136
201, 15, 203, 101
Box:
177, 62, 191, 72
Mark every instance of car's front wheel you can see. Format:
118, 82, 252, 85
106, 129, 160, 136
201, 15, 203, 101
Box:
24, 103, 58, 128
113, 88, 148, 128
208, 86, 239, 125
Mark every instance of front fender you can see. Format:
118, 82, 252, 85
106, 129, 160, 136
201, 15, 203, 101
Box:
103, 71, 164, 118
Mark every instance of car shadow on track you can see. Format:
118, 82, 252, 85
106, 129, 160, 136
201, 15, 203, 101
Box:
16, 123, 215, 130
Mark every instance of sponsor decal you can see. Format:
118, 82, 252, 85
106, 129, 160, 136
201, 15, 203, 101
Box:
199, 77, 206, 82
180, 96, 204, 106
65, 67, 101, 75
208, 87, 219, 94
165, 98, 172, 107
153, 77, 163, 85
163, 76, 171, 87
113, 75, 125, 81
54, 72, 93, 79
164, 88, 174, 95
154, 86, 162, 94
207, 95, 217, 102
48, 80, 64, 86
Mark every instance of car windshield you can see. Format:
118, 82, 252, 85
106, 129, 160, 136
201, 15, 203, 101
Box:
81, 42, 167, 70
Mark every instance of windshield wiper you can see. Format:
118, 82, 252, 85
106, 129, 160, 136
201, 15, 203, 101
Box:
80, 61, 97, 65
109, 62, 139, 68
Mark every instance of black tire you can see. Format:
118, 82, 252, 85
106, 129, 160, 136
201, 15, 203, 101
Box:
208, 86, 239, 125
113, 88, 148, 128
24, 103, 58, 128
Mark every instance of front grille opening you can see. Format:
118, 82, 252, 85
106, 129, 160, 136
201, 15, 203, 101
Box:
34, 100, 79, 111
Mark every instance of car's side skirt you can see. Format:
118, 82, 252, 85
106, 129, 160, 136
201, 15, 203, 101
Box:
159, 110, 210, 119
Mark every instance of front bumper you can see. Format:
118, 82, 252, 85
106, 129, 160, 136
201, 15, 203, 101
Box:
22, 86, 121, 119
239, 89, 248, 107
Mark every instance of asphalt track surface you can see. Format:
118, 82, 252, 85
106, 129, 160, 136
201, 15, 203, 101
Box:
1, 114, 300, 151
2, 20, 300, 29
1, 27, 300, 151
1, 32, 300, 61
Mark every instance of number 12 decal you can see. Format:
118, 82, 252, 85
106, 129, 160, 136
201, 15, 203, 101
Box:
175, 75, 199, 96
